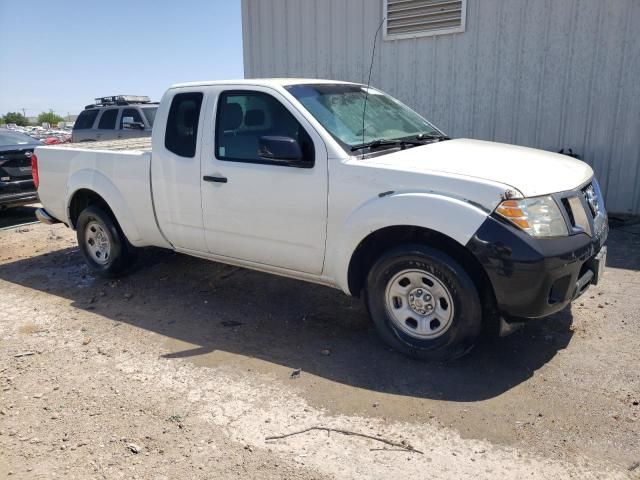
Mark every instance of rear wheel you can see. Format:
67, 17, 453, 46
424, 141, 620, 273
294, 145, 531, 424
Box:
365, 244, 482, 361
76, 205, 136, 278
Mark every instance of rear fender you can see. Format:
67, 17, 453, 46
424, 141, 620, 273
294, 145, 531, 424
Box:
66, 169, 142, 244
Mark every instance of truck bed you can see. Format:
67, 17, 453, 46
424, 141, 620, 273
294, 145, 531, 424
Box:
48, 137, 152, 152
35, 137, 169, 250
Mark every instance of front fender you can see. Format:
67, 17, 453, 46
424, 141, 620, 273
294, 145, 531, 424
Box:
327, 192, 490, 294
67, 169, 142, 244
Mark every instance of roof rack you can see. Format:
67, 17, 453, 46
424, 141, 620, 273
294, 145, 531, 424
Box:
84, 95, 153, 109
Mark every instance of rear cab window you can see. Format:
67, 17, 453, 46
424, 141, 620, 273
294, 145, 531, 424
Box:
164, 92, 203, 157
74, 110, 99, 130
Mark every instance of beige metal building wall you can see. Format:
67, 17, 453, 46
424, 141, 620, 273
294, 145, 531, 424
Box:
241, 0, 640, 214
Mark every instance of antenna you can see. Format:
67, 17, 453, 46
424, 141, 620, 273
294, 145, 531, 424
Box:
361, 15, 386, 157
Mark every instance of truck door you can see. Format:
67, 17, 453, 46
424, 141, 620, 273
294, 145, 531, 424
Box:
200, 86, 328, 274
150, 89, 208, 251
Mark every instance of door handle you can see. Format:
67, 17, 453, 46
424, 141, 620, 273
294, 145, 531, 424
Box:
203, 175, 228, 183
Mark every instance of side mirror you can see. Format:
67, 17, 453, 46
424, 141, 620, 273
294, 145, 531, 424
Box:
122, 117, 145, 130
258, 136, 308, 166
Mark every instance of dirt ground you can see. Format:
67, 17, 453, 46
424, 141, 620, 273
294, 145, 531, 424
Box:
1, 208, 639, 479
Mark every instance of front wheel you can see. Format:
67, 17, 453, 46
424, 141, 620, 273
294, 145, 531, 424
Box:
365, 244, 482, 361
76, 205, 136, 278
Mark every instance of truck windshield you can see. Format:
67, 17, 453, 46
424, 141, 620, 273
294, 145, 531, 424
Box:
285, 84, 444, 153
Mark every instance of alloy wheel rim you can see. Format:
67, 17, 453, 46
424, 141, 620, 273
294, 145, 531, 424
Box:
384, 269, 455, 339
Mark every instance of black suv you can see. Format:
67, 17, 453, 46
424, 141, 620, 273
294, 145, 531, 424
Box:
0, 129, 41, 210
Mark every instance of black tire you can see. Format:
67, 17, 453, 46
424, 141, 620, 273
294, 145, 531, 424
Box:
365, 244, 482, 361
76, 205, 136, 278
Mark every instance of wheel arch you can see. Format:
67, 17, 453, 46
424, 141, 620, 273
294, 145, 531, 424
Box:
68, 189, 117, 229
349, 225, 491, 296
330, 192, 490, 288
66, 169, 143, 244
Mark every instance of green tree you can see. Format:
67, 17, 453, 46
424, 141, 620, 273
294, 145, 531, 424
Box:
3, 112, 28, 126
37, 110, 64, 125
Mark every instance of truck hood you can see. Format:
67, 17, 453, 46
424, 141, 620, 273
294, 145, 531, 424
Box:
366, 138, 593, 197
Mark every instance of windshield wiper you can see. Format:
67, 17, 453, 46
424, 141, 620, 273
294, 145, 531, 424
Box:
413, 133, 450, 141
350, 139, 402, 152
350, 134, 450, 152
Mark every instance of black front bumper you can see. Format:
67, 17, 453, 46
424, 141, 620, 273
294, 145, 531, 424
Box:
467, 214, 608, 320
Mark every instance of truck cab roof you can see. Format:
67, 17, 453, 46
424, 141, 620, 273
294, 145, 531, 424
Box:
170, 78, 360, 89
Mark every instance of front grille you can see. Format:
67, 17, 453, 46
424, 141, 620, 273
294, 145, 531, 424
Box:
584, 181, 607, 235
564, 195, 591, 235
559, 180, 607, 237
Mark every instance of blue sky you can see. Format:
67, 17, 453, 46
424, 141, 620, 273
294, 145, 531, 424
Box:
0, 0, 244, 117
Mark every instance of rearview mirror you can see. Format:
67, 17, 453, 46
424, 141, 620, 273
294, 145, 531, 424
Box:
258, 136, 308, 166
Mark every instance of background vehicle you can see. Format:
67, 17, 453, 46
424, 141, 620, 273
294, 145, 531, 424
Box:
0, 129, 42, 210
72, 95, 158, 143
33, 79, 608, 360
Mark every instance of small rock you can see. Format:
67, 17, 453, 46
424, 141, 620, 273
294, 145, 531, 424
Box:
290, 368, 301, 379
51, 414, 60, 420
124, 293, 133, 300
633, 401, 639, 406
33, 393, 43, 399
128, 443, 142, 454
372, 402, 380, 408
320, 349, 331, 356
82, 337, 92, 346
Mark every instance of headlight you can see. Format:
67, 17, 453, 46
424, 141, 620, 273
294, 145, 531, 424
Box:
496, 196, 568, 237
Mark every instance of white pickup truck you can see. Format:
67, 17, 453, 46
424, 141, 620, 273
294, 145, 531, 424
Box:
33, 79, 608, 360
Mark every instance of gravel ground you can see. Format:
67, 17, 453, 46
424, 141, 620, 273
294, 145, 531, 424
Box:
0, 217, 639, 479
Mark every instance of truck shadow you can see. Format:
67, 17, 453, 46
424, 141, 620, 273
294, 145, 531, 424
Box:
0, 246, 574, 402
